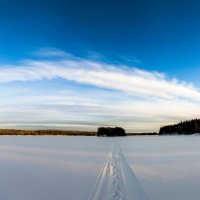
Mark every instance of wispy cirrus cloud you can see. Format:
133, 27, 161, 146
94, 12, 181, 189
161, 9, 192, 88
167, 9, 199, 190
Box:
0, 52, 200, 101
32, 47, 75, 58
0, 48, 200, 132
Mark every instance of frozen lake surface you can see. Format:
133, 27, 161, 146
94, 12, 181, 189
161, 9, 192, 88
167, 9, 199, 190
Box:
0, 136, 200, 200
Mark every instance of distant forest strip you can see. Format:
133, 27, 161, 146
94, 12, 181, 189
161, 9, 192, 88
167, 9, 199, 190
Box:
159, 119, 200, 135
0, 129, 96, 136
128, 132, 158, 136
0, 129, 159, 136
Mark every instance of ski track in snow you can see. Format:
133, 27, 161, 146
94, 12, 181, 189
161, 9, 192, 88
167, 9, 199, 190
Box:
88, 143, 148, 200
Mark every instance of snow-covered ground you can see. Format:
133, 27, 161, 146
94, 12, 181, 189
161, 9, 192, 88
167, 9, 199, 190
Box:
0, 136, 200, 200
89, 143, 147, 200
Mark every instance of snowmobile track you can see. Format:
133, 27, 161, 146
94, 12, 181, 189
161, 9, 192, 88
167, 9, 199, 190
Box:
88, 143, 148, 200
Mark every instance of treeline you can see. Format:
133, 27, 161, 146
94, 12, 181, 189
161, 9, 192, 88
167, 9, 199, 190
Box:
0, 129, 96, 136
159, 119, 200, 135
97, 127, 126, 137
128, 132, 158, 136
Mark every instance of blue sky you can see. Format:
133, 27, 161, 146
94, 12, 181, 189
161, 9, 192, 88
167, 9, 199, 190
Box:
1, 0, 200, 132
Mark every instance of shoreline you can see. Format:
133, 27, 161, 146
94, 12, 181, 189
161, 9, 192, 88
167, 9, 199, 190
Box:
0, 129, 96, 136
0, 129, 158, 136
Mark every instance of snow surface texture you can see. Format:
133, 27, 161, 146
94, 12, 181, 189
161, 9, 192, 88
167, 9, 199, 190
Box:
1, 136, 200, 200
89, 143, 147, 200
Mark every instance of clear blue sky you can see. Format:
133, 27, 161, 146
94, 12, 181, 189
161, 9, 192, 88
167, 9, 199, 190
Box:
1, 0, 200, 132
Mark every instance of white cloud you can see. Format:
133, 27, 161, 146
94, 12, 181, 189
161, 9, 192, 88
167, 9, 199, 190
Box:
0, 56, 200, 101
32, 47, 74, 58
1, 50, 200, 132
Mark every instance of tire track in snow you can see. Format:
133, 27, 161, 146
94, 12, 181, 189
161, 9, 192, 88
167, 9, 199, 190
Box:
88, 143, 147, 200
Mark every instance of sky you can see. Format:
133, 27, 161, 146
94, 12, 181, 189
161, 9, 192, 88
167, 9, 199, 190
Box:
1, 0, 200, 132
